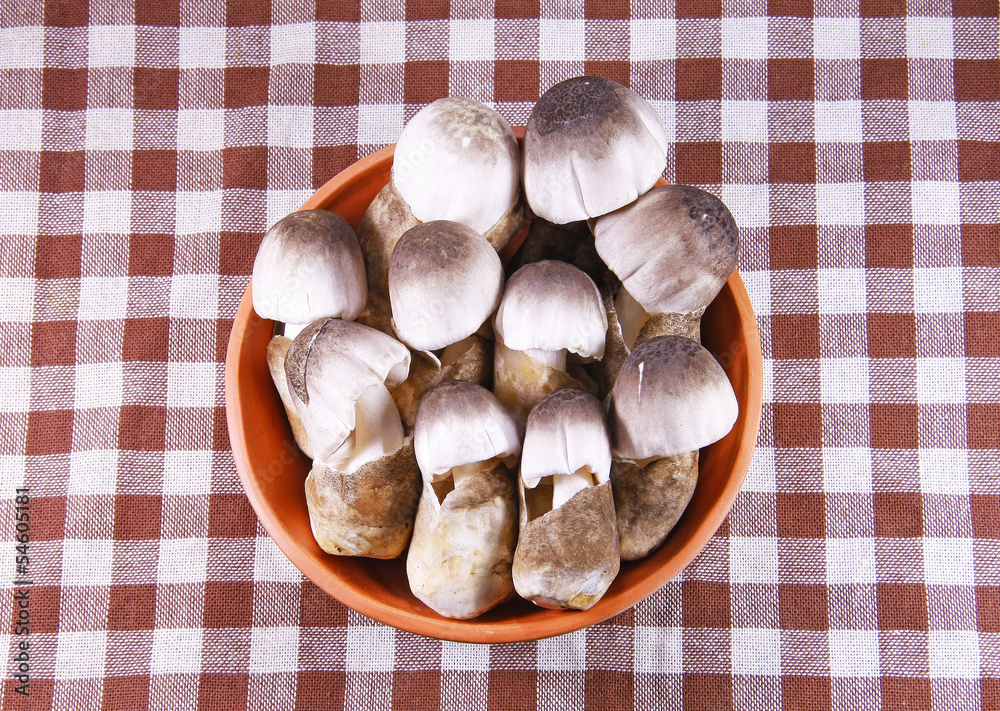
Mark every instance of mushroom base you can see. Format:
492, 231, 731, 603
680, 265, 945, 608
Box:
406, 463, 518, 620
513, 481, 619, 611
305, 440, 422, 559
493, 340, 590, 434
266, 335, 314, 459
610, 451, 698, 562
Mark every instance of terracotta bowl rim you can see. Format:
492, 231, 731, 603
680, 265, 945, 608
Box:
225, 140, 763, 643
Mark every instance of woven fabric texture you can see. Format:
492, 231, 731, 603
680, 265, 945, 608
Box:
1, 0, 998, 709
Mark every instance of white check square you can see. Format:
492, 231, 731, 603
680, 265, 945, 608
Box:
721, 18, 768, 59
268, 105, 314, 149
151, 628, 203, 674
169, 273, 219, 319
929, 631, 979, 679
441, 640, 490, 671
360, 22, 406, 64
912, 181, 961, 225
61, 539, 114, 586
450, 19, 495, 62
916, 357, 966, 404
823, 447, 873, 493
907, 17, 954, 59
909, 101, 957, 141
732, 628, 781, 676
266, 190, 313, 229
821, 357, 870, 404
539, 19, 585, 62
164, 450, 213, 496
167, 361, 217, 409
745, 446, 777, 493
0, 193, 39, 235
816, 183, 864, 226
89, 25, 136, 67
175, 190, 223, 235
919, 448, 969, 496
924, 537, 974, 586
253, 535, 303, 583
271, 22, 316, 65
631, 19, 676, 61
817, 268, 867, 314
815, 101, 863, 143
829, 630, 879, 677
157, 537, 209, 585
0, 367, 31, 412
78, 276, 128, 320
635, 627, 683, 674
0, 110, 43, 151
730, 537, 779, 584
83, 191, 132, 234
721, 101, 768, 143
56, 631, 107, 679
826, 538, 876, 585
814, 18, 860, 59
177, 109, 226, 151
250, 627, 300, 674
75, 362, 124, 409
913, 267, 963, 314
357, 103, 404, 145
85, 108, 134, 151
538, 630, 587, 671
0, 26, 44, 68
179, 27, 226, 69
346, 626, 395, 672
68, 450, 118, 496
721, 184, 769, 229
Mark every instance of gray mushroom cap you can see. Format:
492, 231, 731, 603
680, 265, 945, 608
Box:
392, 97, 521, 235
252, 209, 367, 324
389, 220, 504, 351
493, 260, 607, 359
413, 380, 521, 483
609, 335, 738, 460
522, 76, 669, 224
592, 185, 739, 316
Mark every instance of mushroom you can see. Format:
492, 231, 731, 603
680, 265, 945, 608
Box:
492, 260, 606, 433
406, 381, 521, 619
356, 97, 523, 335
513, 389, 619, 610
608, 335, 738, 561
252, 209, 367, 333
286, 318, 422, 558
522, 76, 669, 224
591, 185, 739, 348
389, 220, 504, 352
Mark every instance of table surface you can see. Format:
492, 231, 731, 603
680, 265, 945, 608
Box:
2, 1, 998, 710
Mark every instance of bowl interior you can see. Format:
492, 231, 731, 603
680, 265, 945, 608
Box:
225, 146, 763, 643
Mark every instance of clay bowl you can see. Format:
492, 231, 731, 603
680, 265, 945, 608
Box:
225, 139, 763, 644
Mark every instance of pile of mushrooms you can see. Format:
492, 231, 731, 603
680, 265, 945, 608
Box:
250, 76, 742, 619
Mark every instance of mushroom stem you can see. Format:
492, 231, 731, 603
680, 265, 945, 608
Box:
551, 469, 596, 510
614, 287, 704, 349
281, 322, 308, 341
325, 383, 404, 473
613, 288, 650, 351
524, 347, 566, 372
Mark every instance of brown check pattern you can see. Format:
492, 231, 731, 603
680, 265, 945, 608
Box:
1, 0, 998, 709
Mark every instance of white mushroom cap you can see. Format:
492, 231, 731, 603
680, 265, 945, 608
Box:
609, 335, 738, 461
252, 209, 367, 324
285, 318, 410, 463
389, 221, 504, 352
413, 380, 521, 483
521, 389, 612, 509
523, 76, 669, 224
493, 260, 607, 360
393, 97, 520, 235
592, 185, 739, 316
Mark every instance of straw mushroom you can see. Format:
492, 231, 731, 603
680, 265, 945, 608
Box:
356, 97, 523, 335
389, 220, 504, 353
252, 209, 369, 454
513, 389, 619, 610
285, 318, 421, 558
591, 185, 739, 347
608, 335, 738, 561
492, 260, 606, 433
406, 381, 520, 620
522, 76, 669, 224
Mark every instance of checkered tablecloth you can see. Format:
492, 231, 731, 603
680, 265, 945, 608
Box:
1, 1, 998, 709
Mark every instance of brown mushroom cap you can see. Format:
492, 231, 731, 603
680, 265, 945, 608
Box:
522, 76, 668, 224
252, 209, 367, 324
609, 335, 738, 460
592, 185, 739, 316
389, 221, 504, 351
